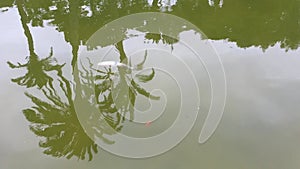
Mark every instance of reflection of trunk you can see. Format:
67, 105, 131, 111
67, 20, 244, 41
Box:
152, 0, 159, 7
71, 43, 79, 70
90, 0, 96, 16
16, 0, 36, 57
115, 40, 128, 94
115, 40, 127, 63
68, 0, 85, 124
72, 54, 82, 107
57, 70, 81, 123
69, 0, 83, 120
69, 0, 80, 69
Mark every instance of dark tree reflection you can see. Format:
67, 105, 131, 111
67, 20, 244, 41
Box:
7, 49, 64, 88
2, 0, 300, 49
22, 72, 98, 161
2, 0, 298, 50
74, 40, 160, 138
7, 8, 160, 159
7, 0, 64, 88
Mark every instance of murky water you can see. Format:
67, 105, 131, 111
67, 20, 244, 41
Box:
0, 0, 300, 168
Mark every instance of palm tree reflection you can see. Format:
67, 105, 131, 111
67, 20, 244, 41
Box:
7, 48, 64, 88
22, 73, 98, 161
7, 0, 171, 161
7, 0, 64, 89
74, 40, 160, 141
93, 46, 159, 127
8, 21, 160, 160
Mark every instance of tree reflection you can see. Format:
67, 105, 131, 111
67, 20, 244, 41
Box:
2, 0, 298, 50
7, 1, 99, 160
96, 43, 159, 123
22, 72, 99, 161
172, 0, 300, 50
8, 2, 160, 159
7, 49, 64, 88
7, 0, 64, 88
74, 40, 160, 139
9, 46, 159, 161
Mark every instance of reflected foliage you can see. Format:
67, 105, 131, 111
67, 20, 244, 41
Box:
172, 0, 300, 50
1, 0, 299, 50
7, 6, 159, 159
145, 33, 179, 46
6, 0, 64, 89
7, 0, 98, 160
22, 73, 98, 161
8, 46, 159, 161
7, 49, 64, 88
8, 50, 100, 160
75, 40, 159, 137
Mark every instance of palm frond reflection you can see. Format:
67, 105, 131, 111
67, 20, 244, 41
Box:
7, 48, 64, 89
77, 48, 160, 137
21, 66, 98, 161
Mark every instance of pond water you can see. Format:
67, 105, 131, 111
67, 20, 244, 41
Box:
0, 0, 300, 168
